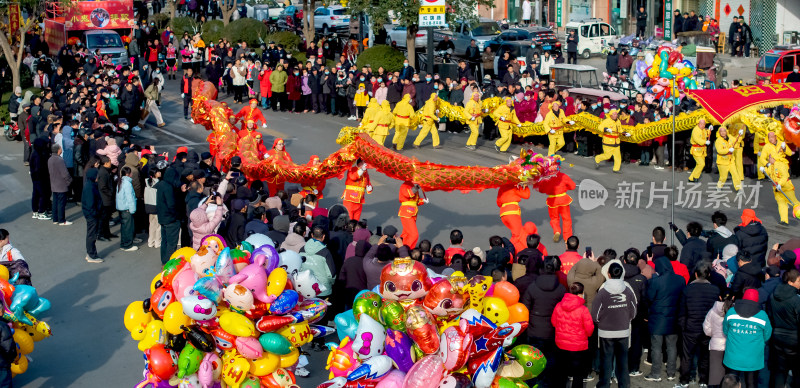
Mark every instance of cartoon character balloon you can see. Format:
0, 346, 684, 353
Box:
380, 258, 432, 301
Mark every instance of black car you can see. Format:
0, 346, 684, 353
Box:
488, 27, 562, 55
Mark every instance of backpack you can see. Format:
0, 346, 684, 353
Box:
144, 178, 158, 214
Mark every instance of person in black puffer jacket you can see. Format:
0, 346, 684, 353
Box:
671, 221, 706, 275
521, 256, 566, 388
677, 262, 720, 386
622, 248, 649, 376
730, 251, 763, 299
514, 245, 543, 296
481, 236, 510, 276
766, 269, 800, 388
645, 254, 686, 381
733, 209, 769, 267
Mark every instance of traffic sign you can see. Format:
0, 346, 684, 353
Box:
419, 0, 446, 27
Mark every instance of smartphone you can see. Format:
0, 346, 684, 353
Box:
585, 246, 592, 258
230, 171, 241, 179
376, 226, 382, 237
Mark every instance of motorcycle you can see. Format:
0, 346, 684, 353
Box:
3, 120, 20, 141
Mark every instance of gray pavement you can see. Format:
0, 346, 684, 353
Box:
1, 71, 793, 388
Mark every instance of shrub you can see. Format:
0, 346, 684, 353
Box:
202, 20, 225, 44
149, 13, 171, 30
223, 18, 269, 47
265, 31, 302, 53
170, 16, 200, 36
356, 45, 406, 73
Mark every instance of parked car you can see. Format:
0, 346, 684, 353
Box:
549, 64, 602, 89
276, 5, 299, 30
564, 18, 619, 59
491, 41, 534, 71
434, 18, 501, 57
242, 0, 284, 22
488, 27, 561, 56
386, 25, 428, 49
756, 45, 800, 84
313, 5, 350, 34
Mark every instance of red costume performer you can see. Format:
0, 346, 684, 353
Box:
298, 155, 327, 200
264, 138, 292, 195
235, 99, 267, 127
398, 181, 426, 250
533, 171, 575, 242
237, 120, 258, 138
496, 184, 532, 253
341, 160, 371, 221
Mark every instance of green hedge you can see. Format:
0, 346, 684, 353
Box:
202, 20, 225, 44
222, 18, 269, 47
356, 45, 406, 73
170, 16, 200, 36
265, 31, 302, 52
149, 13, 171, 30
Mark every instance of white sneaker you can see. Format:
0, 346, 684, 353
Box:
32, 212, 39, 219
121, 246, 139, 252
133, 238, 143, 244
85, 255, 104, 263
60, 221, 73, 226
630, 370, 643, 377
294, 366, 310, 377
37, 213, 51, 220
132, 126, 141, 132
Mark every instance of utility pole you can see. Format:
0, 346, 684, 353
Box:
427, 26, 435, 74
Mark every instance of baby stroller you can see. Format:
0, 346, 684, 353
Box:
157, 52, 167, 73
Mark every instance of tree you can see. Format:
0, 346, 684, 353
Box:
218, 0, 237, 25
301, 0, 316, 44
0, 1, 49, 92
347, 0, 492, 66
165, 0, 178, 18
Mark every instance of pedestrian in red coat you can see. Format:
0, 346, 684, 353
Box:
551, 282, 595, 385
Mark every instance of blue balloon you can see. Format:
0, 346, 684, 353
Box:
682, 59, 695, 70
269, 289, 299, 315
192, 276, 223, 304
335, 310, 358, 341
213, 247, 236, 284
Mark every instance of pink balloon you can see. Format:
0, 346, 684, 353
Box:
236, 336, 263, 359
171, 265, 197, 299
402, 355, 445, 388
376, 370, 406, 388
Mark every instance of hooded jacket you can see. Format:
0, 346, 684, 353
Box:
766, 283, 800, 348
123, 152, 143, 199
520, 272, 566, 339
703, 300, 727, 351
189, 203, 226, 249
339, 240, 370, 291
513, 248, 543, 295
647, 256, 686, 335
115, 175, 136, 214
730, 261, 763, 298
734, 222, 769, 267
623, 263, 648, 319
481, 245, 510, 276
567, 258, 605, 309
266, 215, 289, 245
707, 225, 738, 257
81, 169, 102, 219
551, 293, 594, 351
301, 239, 335, 296
591, 260, 637, 338
723, 299, 772, 371
678, 278, 720, 335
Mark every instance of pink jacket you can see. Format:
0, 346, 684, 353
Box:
551, 293, 595, 351
189, 203, 226, 249
96, 138, 122, 166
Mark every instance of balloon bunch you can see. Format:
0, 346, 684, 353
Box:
0, 266, 52, 377
641, 45, 700, 104
318, 259, 546, 388
123, 234, 336, 388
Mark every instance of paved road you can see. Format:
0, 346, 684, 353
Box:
2, 73, 792, 387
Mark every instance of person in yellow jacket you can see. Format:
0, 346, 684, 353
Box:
491, 97, 521, 153
543, 101, 574, 156
392, 95, 414, 150
413, 93, 441, 149
464, 92, 482, 150
754, 130, 767, 179
366, 101, 394, 146
360, 98, 379, 136
714, 126, 742, 191
688, 119, 711, 182
354, 83, 369, 116
730, 123, 745, 180
758, 131, 793, 170
762, 154, 799, 224
594, 109, 628, 172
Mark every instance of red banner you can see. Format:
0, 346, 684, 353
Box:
8, 3, 19, 36
686, 84, 800, 124
65, 0, 134, 30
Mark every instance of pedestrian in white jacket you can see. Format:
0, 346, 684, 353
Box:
703, 298, 731, 387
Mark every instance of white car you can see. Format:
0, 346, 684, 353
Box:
386, 25, 427, 49
565, 18, 620, 59
314, 6, 350, 34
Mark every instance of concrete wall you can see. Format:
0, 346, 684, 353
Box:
777, 0, 800, 44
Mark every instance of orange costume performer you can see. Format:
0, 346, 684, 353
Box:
298, 155, 327, 199
496, 184, 531, 252
235, 99, 267, 127
341, 160, 372, 221
533, 171, 576, 242
398, 181, 426, 249
264, 138, 292, 195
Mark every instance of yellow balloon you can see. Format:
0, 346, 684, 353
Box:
465, 276, 492, 311
648, 67, 659, 78
277, 321, 312, 347
679, 67, 692, 77
266, 268, 288, 300
13, 330, 33, 355
222, 351, 250, 388
163, 302, 193, 335
667, 67, 679, 75
150, 272, 162, 294
138, 320, 167, 352
170, 247, 197, 263
437, 319, 459, 334
249, 352, 280, 376
482, 296, 510, 325
219, 311, 256, 337
451, 271, 465, 278
124, 301, 153, 341
278, 348, 300, 368
15, 321, 50, 342
0, 266, 9, 281
10, 355, 27, 376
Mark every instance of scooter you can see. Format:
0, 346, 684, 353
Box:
3, 120, 19, 141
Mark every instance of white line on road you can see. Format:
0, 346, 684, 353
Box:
150, 126, 199, 144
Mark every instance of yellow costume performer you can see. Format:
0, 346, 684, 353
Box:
392, 95, 414, 150
413, 93, 441, 149
464, 92, 482, 150
764, 156, 799, 224
543, 101, 569, 156
360, 98, 379, 136
367, 101, 394, 146
714, 127, 742, 190
754, 130, 766, 179
595, 109, 626, 172
730, 123, 745, 181
758, 132, 793, 171
688, 119, 710, 182
490, 98, 521, 153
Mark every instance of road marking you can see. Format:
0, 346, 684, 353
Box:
0, 174, 26, 194
150, 126, 198, 144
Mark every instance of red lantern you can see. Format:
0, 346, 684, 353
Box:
122, 35, 131, 44
67, 37, 80, 46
